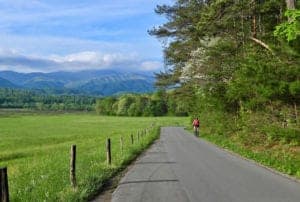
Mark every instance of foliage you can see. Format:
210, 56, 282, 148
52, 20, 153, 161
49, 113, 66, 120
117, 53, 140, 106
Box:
0, 88, 96, 111
95, 91, 188, 117
150, 0, 300, 110
274, 9, 300, 42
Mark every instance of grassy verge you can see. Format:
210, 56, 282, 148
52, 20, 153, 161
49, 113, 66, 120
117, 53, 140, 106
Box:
192, 110, 300, 179
0, 114, 188, 201
200, 133, 300, 178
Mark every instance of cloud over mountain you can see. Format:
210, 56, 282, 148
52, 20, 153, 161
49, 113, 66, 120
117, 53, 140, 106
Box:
0, 49, 163, 73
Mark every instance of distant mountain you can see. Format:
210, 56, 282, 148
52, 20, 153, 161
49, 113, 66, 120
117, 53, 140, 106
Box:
0, 70, 155, 96
0, 77, 18, 88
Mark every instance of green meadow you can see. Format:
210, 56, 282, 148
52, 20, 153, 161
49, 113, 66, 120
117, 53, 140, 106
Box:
0, 113, 189, 201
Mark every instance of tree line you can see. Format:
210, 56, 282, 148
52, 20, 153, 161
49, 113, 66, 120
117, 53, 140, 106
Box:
95, 91, 188, 116
0, 87, 190, 116
148, 0, 299, 118
0, 88, 96, 111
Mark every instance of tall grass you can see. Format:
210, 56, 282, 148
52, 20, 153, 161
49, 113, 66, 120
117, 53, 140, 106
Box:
0, 114, 189, 201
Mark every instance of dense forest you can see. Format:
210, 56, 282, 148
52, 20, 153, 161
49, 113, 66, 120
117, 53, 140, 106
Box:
0, 88, 96, 111
146, 0, 299, 123
95, 90, 188, 116
149, 0, 299, 113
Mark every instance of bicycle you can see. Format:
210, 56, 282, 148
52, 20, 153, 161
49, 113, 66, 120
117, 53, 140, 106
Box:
194, 126, 199, 137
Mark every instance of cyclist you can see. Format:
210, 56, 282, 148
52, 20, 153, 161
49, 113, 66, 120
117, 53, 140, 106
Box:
192, 117, 200, 137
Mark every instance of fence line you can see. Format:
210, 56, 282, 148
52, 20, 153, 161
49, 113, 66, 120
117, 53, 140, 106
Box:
0, 167, 9, 202
70, 145, 76, 188
1, 125, 156, 199
106, 138, 112, 165
131, 134, 134, 145
120, 136, 124, 155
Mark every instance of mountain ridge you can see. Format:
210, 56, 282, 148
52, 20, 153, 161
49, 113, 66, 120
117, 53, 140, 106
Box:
0, 69, 155, 96
0, 77, 18, 88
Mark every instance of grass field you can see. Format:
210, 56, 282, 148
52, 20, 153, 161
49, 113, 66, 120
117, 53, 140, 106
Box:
0, 113, 189, 201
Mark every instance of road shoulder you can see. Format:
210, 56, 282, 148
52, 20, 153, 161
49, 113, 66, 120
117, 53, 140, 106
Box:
110, 139, 189, 202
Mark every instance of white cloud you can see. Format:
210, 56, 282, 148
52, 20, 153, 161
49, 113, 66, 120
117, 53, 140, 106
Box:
141, 61, 163, 71
0, 48, 19, 56
0, 50, 162, 73
0, 0, 169, 73
0, 33, 161, 58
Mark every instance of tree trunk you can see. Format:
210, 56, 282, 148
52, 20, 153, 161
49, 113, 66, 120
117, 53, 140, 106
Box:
252, 15, 257, 38
251, 1, 257, 38
285, 0, 295, 10
249, 37, 274, 54
285, 0, 296, 22
294, 102, 298, 125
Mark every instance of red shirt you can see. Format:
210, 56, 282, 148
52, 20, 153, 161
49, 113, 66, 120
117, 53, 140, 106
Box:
193, 119, 200, 127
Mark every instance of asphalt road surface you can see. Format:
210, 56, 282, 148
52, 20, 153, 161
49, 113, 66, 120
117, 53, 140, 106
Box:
111, 127, 300, 202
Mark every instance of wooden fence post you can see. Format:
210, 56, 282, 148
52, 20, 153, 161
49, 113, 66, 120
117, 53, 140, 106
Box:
70, 145, 76, 188
106, 138, 111, 165
131, 134, 134, 145
120, 136, 124, 154
0, 167, 9, 202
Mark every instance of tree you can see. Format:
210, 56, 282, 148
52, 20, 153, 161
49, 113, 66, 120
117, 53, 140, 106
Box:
149, 0, 299, 116
116, 95, 135, 116
274, 9, 300, 42
149, 0, 206, 88
95, 97, 116, 115
286, 0, 296, 10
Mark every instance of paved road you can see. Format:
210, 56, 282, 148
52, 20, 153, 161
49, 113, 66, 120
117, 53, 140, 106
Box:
111, 127, 300, 202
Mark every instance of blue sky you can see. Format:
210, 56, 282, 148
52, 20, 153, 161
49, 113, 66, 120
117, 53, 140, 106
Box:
0, 0, 172, 73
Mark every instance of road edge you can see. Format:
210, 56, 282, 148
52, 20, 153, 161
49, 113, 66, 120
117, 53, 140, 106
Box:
89, 138, 161, 201
184, 129, 300, 184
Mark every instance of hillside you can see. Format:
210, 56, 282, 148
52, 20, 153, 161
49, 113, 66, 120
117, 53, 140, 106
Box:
0, 77, 18, 88
0, 70, 155, 96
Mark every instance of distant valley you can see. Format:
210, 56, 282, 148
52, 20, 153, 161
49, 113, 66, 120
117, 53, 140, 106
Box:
0, 70, 155, 96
